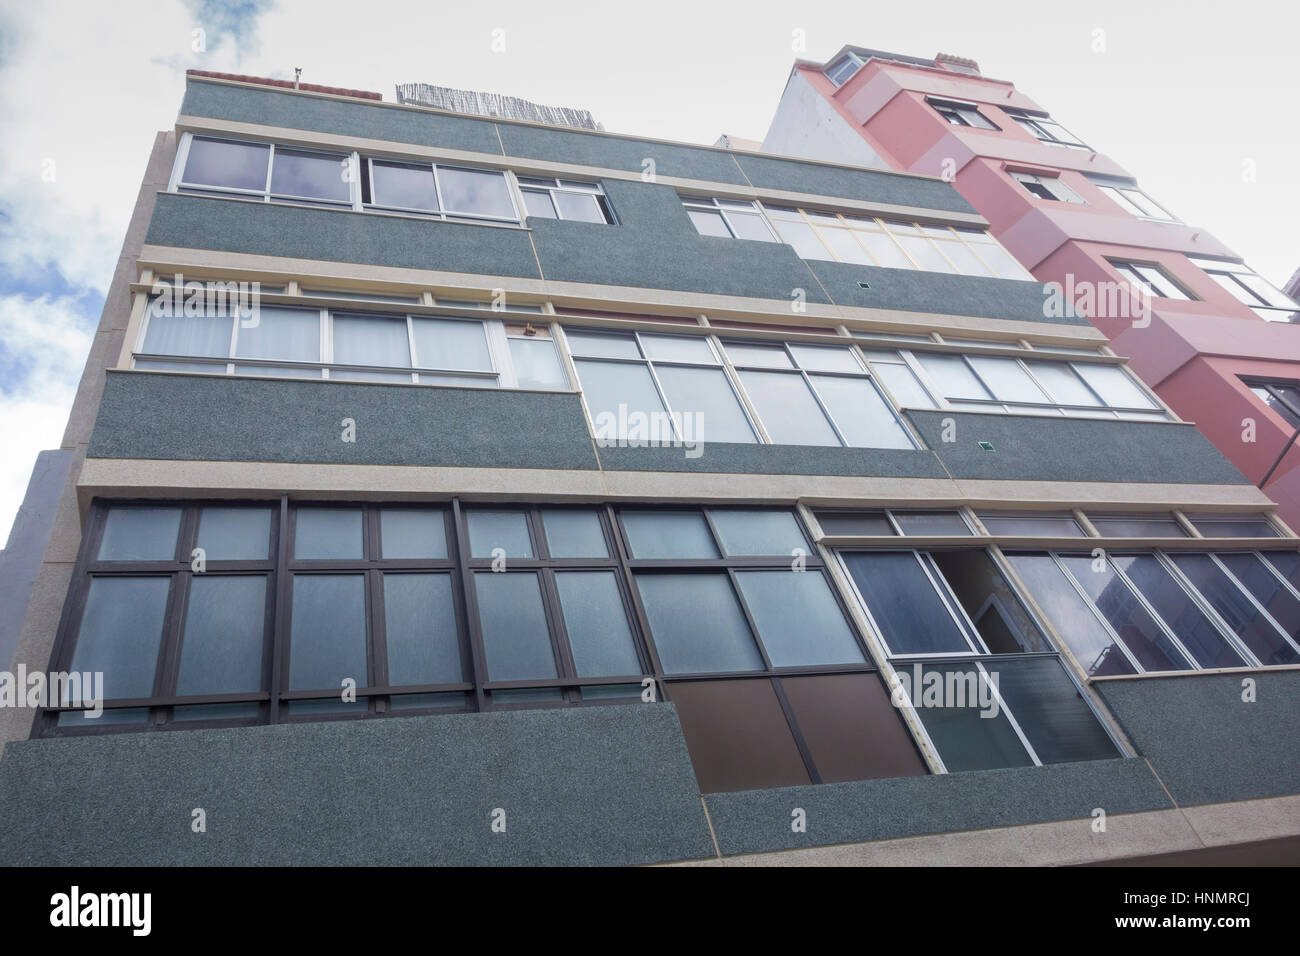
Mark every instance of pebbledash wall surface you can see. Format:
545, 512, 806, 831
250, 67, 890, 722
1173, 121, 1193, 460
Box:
0, 74, 1298, 868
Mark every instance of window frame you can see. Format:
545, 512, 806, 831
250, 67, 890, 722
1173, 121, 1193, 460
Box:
1004, 110, 1090, 149
926, 97, 1000, 130
172, 132, 357, 208
1107, 259, 1195, 301
1190, 258, 1300, 321
517, 176, 616, 224
1010, 170, 1085, 204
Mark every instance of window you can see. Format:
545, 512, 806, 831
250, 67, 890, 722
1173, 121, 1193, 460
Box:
1007, 550, 1300, 676
1010, 171, 1084, 204
759, 205, 1031, 279
362, 157, 518, 223
680, 197, 776, 241
1245, 379, 1300, 427
978, 513, 1086, 537
927, 98, 999, 130
859, 348, 1166, 421
1088, 514, 1186, 537
177, 135, 352, 207
1189, 515, 1279, 538
1108, 260, 1192, 300
824, 52, 865, 86
1088, 177, 1176, 221
838, 547, 1120, 771
135, 300, 564, 390
517, 176, 614, 223
1190, 258, 1300, 322
1005, 110, 1089, 148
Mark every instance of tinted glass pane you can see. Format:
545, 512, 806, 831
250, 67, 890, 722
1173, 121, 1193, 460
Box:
1170, 554, 1298, 666
1214, 553, 1300, 664
98, 506, 181, 561
437, 166, 515, 219
474, 572, 556, 680
621, 510, 718, 558
1005, 554, 1135, 676
69, 577, 170, 700
270, 149, 350, 202
380, 508, 447, 559
332, 314, 411, 368
636, 573, 762, 673
892, 511, 970, 536
288, 574, 367, 690
990, 657, 1118, 764
370, 160, 438, 211
541, 509, 607, 558
196, 506, 272, 560
1190, 516, 1278, 538
508, 338, 566, 390
1074, 364, 1157, 409
294, 507, 363, 560
708, 509, 805, 556
739, 370, 839, 446
142, 311, 232, 357
1060, 555, 1190, 671
816, 511, 895, 536
382, 573, 462, 684
564, 329, 640, 359
411, 318, 492, 371
841, 552, 973, 655
1090, 515, 1185, 537
810, 375, 912, 448
918, 354, 990, 400
173, 702, 260, 722
736, 571, 864, 666
466, 510, 533, 558
183, 137, 269, 191
653, 365, 756, 443
905, 663, 1033, 771
979, 514, 1084, 536
59, 708, 149, 727
576, 360, 668, 438
236, 306, 320, 362
555, 571, 641, 676
1114, 554, 1243, 668
176, 575, 266, 694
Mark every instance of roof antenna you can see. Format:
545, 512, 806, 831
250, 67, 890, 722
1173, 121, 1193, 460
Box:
294, 67, 302, 90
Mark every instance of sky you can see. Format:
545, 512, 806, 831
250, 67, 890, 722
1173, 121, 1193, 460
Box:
0, 0, 1297, 542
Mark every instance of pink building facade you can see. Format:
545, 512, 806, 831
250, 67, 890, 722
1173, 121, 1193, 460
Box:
762, 47, 1300, 528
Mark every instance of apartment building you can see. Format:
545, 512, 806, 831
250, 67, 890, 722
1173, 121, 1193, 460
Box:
762, 47, 1300, 537
0, 70, 1297, 866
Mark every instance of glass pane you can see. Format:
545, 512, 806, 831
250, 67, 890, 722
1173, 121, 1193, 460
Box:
176, 575, 266, 694
142, 311, 232, 358
541, 509, 608, 558
1005, 554, 1135, 677
621, 510, 718, 558
1170, 554, 1299, 666
580, 684, 643, 700
183, 137, 269, 191
236, 306, 320, 362
380, 508, 448, 559
873, 363, 936, 409
895, 234, 957, 273
382, 573, 463, 684
930, 550, 1049, 653
708, 509, 805, 556
1026, 361, 1102, 406
234, 365, 321, 378
972, 242, 1028, 279
576, 360, 668, 439
1090, 515, 1185, 537
918, 354, 990, 401
636, 573, 763, 673
724, 342, 794, 369
841, 552, 974, 655
819, 227, 873, 264
389, 692, 467, 710
653, 365, 757, 443
69, 577, 170, 700
370, 160, 438, 211
98, 506, 181, 561
968, 356, 1048, 403
59, 708, 149, 727
809, 374, 913, 448
466, 509, 533, 558
686, 208, 729, 237
329, 369, 414, 383
979, 514, 1084, 536
1190, 516, 1278, 538
736, 571, 864, 667
134, 359, 229, 373
990, 657, 1119, 764
1214, 553, 1300, 664
725, 210, 774, 242
772, 218, 830, 259
289, 574, 367, 690
855, 230, 915, 269
332, 314, 411, 368
270, 148, 350, 202
554, 191, 605, 223
941, 240, 996, 276
196, 506, 271, 560
639, 334, 716, 365
892, 511, 970, 535
173, 702, 260, 722
564, 329, 640, 359
508, 338, 566, 390
905, 663, 1034, 771
411, 318, 492, 371
474, 572, 556, 680
817, 511, 895, 536
521, 189, 557, 218
1114, 555, 1244, 668
294, 507, 363, 560
437, 166, 515, 219
788, 345, 860, 373
1074, 364, 1157, 409
555, 571, 641, 676
1060, 555, 1190, 671
739, 370, 839, 446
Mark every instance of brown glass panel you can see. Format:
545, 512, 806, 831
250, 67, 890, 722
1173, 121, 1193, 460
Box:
667, 679, 811, 794
780, 674, 928, 783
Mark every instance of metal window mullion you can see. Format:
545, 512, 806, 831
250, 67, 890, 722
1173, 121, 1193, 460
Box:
637, 347, 685, 444
898, 350, 947, 407
919, 551, 989, 654
1050, 552, 1146, 674
1202, 553, 1297, 662
269, 495, 290, 723
451, 499, 489, 712
1106, 554, 1201, 670
725, 567, 775, 671
973, 659, 1043, 766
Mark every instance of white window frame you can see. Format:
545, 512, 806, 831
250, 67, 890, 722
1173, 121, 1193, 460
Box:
1010, 170, 1085, 204
1088, 177, 1177, 222
824, 52, 866, 87
171, 132, 357, 208
516, 175, 615, 224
